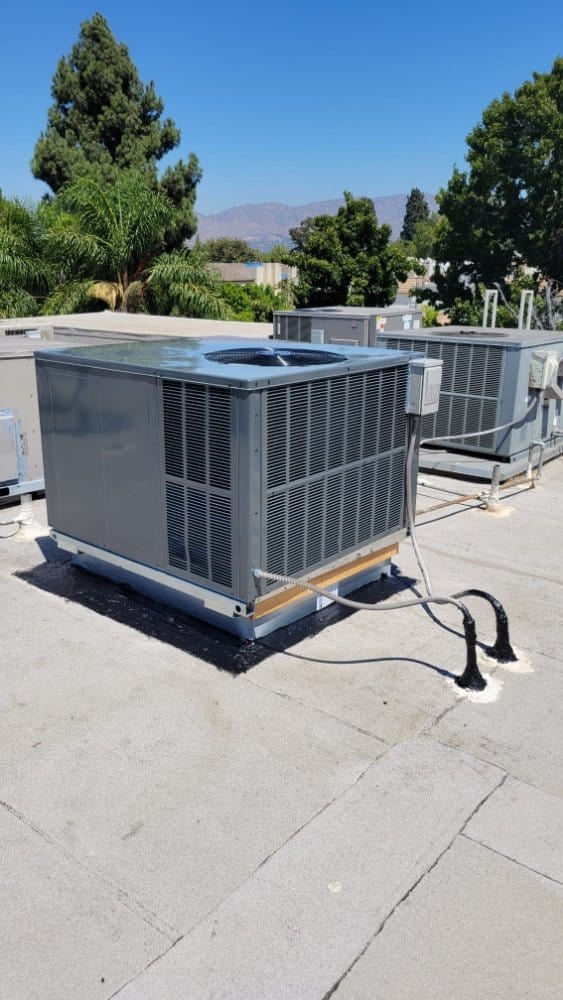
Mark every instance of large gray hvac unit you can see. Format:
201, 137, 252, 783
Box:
36, 338, 424, 638
376, 327, 563, 462
274, 305, 423, 347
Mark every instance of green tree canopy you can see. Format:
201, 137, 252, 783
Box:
0, 195, 52, 317
411, 213, 444, 259
220, 283, 287, 322
32, 12, 201, 245
261, 243, 297, 265
42, 171, 225, 317
290, 192, 411, 308
400, 188, 430, 242
198, 237, 261, 262
436, 57, 563, 316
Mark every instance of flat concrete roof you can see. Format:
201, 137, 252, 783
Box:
1, 459, 562, 998
0, 310, 273, 340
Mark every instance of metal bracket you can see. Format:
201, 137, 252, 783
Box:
482, 290, 498, 328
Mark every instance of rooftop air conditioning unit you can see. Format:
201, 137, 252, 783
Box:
36, 338, 429, 638
376, 327, 563, 463
274, 305, 423, 347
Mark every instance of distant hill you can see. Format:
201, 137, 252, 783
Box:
196, 194, 437, 251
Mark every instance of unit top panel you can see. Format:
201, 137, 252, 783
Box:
384, 326, 563, 349
35, 337, 421, 389
275, 305, 420, 318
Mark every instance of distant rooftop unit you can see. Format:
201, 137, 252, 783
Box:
274, 305, 422, 346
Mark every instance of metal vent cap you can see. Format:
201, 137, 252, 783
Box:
205, 347, 346, 367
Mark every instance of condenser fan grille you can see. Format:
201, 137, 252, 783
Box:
162, 379, 233, 588
264, 366, 408, 580
206, 347, 345, 366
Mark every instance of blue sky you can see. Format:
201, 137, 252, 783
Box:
1, 1, 562, 214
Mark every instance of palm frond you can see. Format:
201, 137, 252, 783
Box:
122, 280, 147, 312
0, 287, 39, 319
148, 250, 227, 319
41, 280, 99, 315
42, 227, 108, 276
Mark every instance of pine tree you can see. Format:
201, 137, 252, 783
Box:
31, 13, 200, 245
401, 188, 430, 242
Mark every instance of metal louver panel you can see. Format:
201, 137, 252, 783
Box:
286, 316, 299, 341
265, 367, 408, 580
162, 379, 233, 589
382, 337, 504, 450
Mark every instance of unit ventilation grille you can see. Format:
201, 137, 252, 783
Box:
381, 337, 504, 449
265, 366, 408, 579
279, 316, 312, 342
162, 380, 232, 588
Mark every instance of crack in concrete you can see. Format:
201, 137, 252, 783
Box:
419, 541, 563, 588
243, 674, 390, 746
460, 834, 563, 888
107, 936, 184, 1000
458, 772, 508, 833
430, 702, 458, 729
0, 798, 179, 941
319, 766, 507, 1000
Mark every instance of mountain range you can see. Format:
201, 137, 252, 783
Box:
196, 193, 437, 251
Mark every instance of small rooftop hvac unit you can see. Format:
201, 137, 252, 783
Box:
376, 327, 563, 463
36, 338, 429, 638
274, 305, 423, 347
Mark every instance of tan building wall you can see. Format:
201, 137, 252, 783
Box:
210, 261, 298, 289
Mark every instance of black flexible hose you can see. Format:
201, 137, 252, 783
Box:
452, 589, 517, 663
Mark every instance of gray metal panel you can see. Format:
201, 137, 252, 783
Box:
322, 317, 370, 347
37, 363, 163, 565
0, 333, 142, 492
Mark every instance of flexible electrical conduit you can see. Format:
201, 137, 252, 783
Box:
421, 392, 540, 444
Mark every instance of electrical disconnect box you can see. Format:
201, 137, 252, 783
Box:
529, 351, 559, 390
406, 359, 443, 416
0, 412, 20, 484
